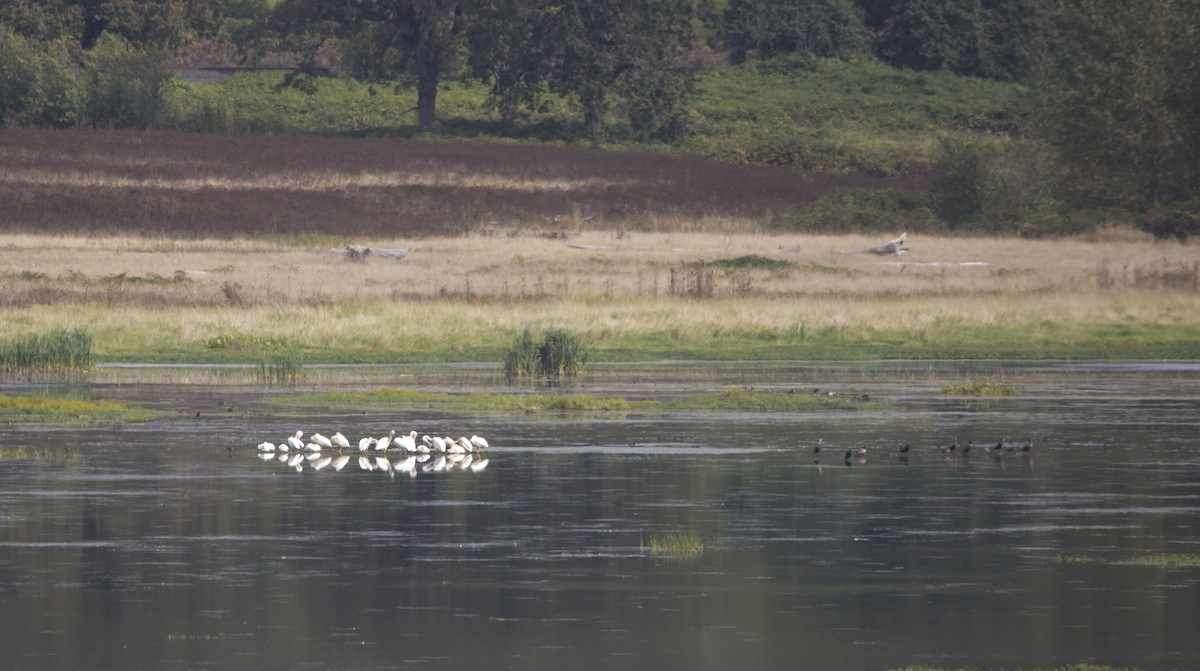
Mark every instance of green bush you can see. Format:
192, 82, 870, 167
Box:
930, 137, 989, 228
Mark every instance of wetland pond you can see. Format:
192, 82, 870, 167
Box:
2, 362, 1199, 670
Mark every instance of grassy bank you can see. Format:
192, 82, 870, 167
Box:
0, 232, 1196, 365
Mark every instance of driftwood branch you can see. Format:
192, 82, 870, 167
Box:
330, 245, 410, 261
864, 231, 908, 255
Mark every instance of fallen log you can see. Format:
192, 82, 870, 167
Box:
864, 232, 907, 255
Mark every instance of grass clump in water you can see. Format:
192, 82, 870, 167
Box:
257, 352, 305, 385
939, 379, 1019, 397
503, 328, 589, 379
646, 531, 704, 559
0, 328, 93, 381
0, 394, 158, 423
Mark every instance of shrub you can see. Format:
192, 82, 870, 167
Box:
785, 188, 938, 233
931, 137, 989, 228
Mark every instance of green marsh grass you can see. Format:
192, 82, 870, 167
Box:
0, 394, 158, 424
0, 328, 93, 381
939, 380, 1020, 397
504, 328, 589, 379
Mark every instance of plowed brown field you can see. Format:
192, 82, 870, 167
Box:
0, 128, 924, 237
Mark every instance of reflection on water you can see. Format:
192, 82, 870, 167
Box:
1, 364, 1199, 670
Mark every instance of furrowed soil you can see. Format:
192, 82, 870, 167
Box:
0, 128, 924, 238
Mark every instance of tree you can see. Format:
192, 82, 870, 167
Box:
723, 0, 872, 62
869, 0, 1046, 80
472, 0, 695, 145
0, 0, 227, 50
269, 0, 466, 131
1027, 0, 1200, 210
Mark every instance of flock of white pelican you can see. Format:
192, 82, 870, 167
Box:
255, 429, 490, 476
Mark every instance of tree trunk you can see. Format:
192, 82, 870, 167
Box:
417, 74, 438, 131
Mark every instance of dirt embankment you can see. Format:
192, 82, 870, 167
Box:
0, 128, 926, 238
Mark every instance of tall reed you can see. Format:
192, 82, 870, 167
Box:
257, 352, 305, 385
0, 328, 93, 381
503, 328, 588, 379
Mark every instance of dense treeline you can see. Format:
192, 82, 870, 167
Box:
1, 0, 1197, 238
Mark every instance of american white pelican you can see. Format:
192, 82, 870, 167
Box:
470, 435, 488, 450
310, 433, 333, 450
332, 455, 351, 471
376, 429, 395, 450
331, 432, 350, 449
431, 436, 447, 452
457, 437, 473, 452
470, 458, 489, 472
358, 436, 374, 451
286, 431, 305, 451
257, 441, 276, 452
395, 431, 417, 452
305, 442, 322, 452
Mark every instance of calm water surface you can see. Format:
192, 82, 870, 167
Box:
2, 363, 1199, 670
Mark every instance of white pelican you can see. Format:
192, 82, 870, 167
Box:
358, 436, 374, 451
470, 435, 488, 450
376, 429, 395, 450
469, 458, 489, 472
395, 431, 417, 452
431, 436, 447, 452
447, 440, 466, 454
257, 441, 276, 452
457, 437, 473, 452
286, 431, 305, 451
305, 442, 322, 452
331, 432, 350, 449
332, 455, 351, 471
310, 433, 333, 450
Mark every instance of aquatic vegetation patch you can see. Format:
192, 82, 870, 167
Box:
645, 532, 704, 559
1057, 553, 1200, 568
0, 394, 158, 423
291, 387, 865, 413
503, 328, 589, 379
938, 380, 1020, 396
660, 387, 864, 410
